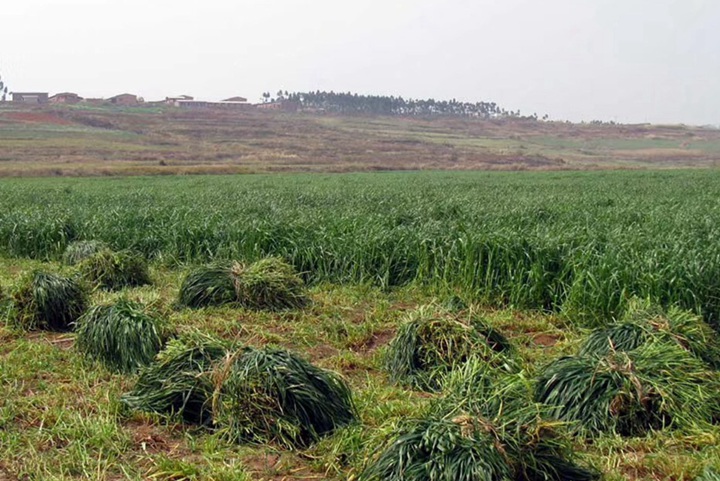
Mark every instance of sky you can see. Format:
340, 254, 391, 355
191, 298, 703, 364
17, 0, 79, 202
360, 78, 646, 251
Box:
1, 0, 719, 125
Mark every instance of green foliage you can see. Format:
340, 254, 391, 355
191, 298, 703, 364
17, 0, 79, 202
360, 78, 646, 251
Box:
212, 346, 356, 448
75, 299, 167, 373
231, 257, 308, 310
62, 240, 109, 265
122, 333, 230, 424
697, 467, 720, 481
11, 271, 88, 331
385, 306, 512, 390
536, 341, 720, 436
78, 249, 151, 290
177, 265, 236, 308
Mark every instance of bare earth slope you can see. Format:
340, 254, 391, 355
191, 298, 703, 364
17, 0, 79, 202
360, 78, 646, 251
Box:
1, 103, 719, 176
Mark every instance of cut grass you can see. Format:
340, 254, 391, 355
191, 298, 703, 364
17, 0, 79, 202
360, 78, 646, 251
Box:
62, 240, 109, 266
177, 264, 237, 308
78, 249, 151, 290
75, 299, 168, 373
10, 270, 88, 331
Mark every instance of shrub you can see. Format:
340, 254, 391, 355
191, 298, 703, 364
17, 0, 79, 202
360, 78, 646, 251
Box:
11, 271, 88, 331
385, 306, 512, 390
62, 240, 109, 265
122, 333, 230, 424
75, 299, 167, 373
212, 346, 356, 448
79, 249, 151, 290
536, 341, 720, 436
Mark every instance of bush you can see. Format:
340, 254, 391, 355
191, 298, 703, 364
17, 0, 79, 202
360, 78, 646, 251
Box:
177, 257, 308, 311
536, 341, 720, 436
385, 306, 512, 390
62, 240, 109, 265
79, 249, 151, 290
122, 333, 230, 424
212, 346, 356, 448
75, 299, 167, 373
11, 271, 88, 331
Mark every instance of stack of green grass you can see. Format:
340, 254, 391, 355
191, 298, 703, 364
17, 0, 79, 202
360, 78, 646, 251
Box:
362, 360, 598, 481
78, 249, 151, 290
385, 305, 513, 390
62, 240, 109, 265
697, 467, 720, 481
123, 334, 355, 447
75, 299, 168, 373
536, 301, 720, 436
10, 271, 88, 331
178, 257, 308, 311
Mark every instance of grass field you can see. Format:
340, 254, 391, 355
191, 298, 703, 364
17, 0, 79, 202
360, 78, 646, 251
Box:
2, 170, 720, 480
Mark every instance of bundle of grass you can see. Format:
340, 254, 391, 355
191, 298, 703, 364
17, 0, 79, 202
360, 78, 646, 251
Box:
362, 360, 598, 481
177, 257, 308, 311
212, 346, 356, 448
697, 467, 720, 481
536, 341, 720, 436
231, 257, 308, 310
177, 264, 237, 308
385, 306, 513, 391
75, 299, 167, 373
11, 271, 88, 331
79, 249, 151, 290
581, 298, 720, 368
122, 333, 230, 424
62, 240, 109, 265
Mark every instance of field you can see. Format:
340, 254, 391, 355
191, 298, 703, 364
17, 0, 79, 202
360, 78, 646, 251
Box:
2, 170, 720, 480
2, 103, 720, 176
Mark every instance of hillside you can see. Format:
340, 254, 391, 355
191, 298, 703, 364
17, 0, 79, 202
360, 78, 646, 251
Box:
1, 103, 719, 176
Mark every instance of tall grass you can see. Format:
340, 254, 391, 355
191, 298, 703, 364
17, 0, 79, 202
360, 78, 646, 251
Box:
2, 171, 720, 324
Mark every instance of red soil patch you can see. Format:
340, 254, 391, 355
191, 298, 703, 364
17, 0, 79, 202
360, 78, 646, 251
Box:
4, 112, 73, 125
532, 333, 561, 348
126, 420, 187, 456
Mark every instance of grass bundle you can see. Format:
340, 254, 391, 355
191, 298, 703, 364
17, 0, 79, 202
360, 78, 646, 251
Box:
11, 271, 88, 331
581, 298, 720, 368
231, 258, 308, 310
122, 333, 230, 424
536, 341, 720, 436
177, 264, 237, 308
62, 240, 109, 265
177, 257, 308, 310
362, 360, 598, 481
697, 468, 720, 481
75, 299, 167, 373
212, 346, 356, 448
385, 306, 512, 390
78, 249, 151, 290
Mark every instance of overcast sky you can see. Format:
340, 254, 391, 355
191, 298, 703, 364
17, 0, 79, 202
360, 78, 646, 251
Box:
1, 0, 718, 125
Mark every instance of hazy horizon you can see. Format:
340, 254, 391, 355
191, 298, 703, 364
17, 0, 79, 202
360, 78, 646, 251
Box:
1, 0, 719, 125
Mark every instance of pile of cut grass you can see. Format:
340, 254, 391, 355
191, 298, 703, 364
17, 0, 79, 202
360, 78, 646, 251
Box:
385, 305, 512, 390
122, 333, 230, 425
697, 468, 720, 481
362, 360, 598, 481
75, 299, 167, 373
177, 257, 308, 311
536, 341, 720, 436
10, 271, 88, 331
62, 240, 109, 265
78, 249, 151, 290
212, 346, 356, 448
581, 298, 720, 368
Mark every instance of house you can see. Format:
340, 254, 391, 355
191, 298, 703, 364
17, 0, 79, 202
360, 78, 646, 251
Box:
222, 96, 247, 103
11, 92, 49, 104
108, 93, 140, 106
165, 95, 194, 105
255, 100, 299, 112
49, 92, 83, 104
176, 99, 253, 110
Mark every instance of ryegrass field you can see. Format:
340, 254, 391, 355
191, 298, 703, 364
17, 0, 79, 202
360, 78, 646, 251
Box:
2, 170, 720, 480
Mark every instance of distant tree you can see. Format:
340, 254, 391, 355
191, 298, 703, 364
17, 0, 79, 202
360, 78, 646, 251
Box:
0, 71, 7, 102
262, 92, 271, 103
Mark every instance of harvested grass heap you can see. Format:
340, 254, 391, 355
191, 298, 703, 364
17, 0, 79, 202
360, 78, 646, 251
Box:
385, 306, 512, 390
536, 341, 720, 436
177, 257, 308, 310
11, 271, 87, 331
62, 240, 108, 265
75, 299, 167, 373
213, 347, 356, 448
177, 265, 237, 308
697, 468, 720, 481
122, 333, 230, 424
79, 249, 151, 290
581, 298, 720, 368
362, 360, 598, 481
